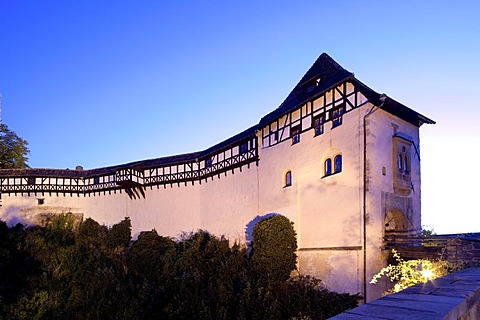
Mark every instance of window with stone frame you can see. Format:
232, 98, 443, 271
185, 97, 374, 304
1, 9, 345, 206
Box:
284, 170, 292, 187
398, 146, 410, 175
334, 154, 342, 173
324, 158, 332, 176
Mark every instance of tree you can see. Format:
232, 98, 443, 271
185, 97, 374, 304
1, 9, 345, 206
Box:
0, 124, 30, 169
106, 217, 132, 249
251, 215, 298, 282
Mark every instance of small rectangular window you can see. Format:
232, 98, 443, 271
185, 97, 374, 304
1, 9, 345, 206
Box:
313, 114, 325, 136
205, 158, 212, 168
239, 142, 248, 154
93, 177, 100, 185
331, 105, 345, 128
27, 177, 36, 185
291, 125, 301, 145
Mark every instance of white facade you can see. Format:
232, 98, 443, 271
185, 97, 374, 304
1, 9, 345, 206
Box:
0, 53, 434, 301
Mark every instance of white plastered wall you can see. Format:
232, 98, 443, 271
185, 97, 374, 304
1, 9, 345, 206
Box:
0, 101, 424, 302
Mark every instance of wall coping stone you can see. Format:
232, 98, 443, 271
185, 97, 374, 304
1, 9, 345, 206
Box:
329, 268, 480, 319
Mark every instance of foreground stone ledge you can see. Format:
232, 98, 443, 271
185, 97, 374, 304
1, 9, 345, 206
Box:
329, 268, 480, 320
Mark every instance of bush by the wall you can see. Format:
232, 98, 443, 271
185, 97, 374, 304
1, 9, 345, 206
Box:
250, 215, 297, 282
0, 216, 359, 319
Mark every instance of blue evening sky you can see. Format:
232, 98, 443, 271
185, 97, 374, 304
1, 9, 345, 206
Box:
1, 1, 479, 234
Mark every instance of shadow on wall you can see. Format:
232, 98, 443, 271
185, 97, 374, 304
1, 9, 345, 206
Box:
1, 205, 83, 228
245, 213, 279, 253
1, 205, 35, 226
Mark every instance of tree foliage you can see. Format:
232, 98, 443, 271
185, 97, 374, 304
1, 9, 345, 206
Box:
0, 124, 30, 169
251, 215, 297, 282
0, 215, 359, 319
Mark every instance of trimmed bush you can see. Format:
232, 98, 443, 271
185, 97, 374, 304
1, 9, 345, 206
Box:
251, 215, 297, 282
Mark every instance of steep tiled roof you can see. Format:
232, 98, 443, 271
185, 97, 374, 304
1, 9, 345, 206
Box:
259, 53, 434, 127
259, 53, 353, 126
353, 78, 435, 126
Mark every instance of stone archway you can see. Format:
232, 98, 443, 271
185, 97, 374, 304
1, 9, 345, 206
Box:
384, 209, 408, 235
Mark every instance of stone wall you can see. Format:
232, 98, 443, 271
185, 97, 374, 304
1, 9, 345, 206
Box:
329, 268, 480, 319
445, 238, 480, 268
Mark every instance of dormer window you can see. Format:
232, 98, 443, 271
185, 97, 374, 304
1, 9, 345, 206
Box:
291, 125, 301, 145
303, 77, 321, 93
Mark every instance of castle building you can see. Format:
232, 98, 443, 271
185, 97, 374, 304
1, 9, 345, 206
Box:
0, 53, 434, 301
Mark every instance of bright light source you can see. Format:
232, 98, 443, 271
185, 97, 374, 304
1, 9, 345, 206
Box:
421, 268, 435, 281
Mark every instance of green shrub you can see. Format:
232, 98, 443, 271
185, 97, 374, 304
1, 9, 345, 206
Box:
251, 215, 297, 282
0, 217, 359, 320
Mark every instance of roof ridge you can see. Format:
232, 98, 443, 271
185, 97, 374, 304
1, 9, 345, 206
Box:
259, 52, 353, 126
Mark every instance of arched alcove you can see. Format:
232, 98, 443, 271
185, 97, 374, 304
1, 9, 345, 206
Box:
384, 209, 408, 235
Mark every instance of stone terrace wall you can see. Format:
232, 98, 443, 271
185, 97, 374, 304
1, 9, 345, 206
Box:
385, 235, 480, 268
444, 238, 480, 268
330, 268, 480, 320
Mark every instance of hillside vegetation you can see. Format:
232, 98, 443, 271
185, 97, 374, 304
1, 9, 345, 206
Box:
0, 214, 359, 319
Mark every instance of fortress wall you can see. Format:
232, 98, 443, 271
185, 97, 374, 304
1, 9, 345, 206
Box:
0, 193, 86, 226
198, 165, 259, 242
82, 184, 203, 239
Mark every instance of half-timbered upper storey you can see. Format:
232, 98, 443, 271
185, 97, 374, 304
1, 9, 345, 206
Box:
258, 53, 434, 149
0, 53, 434, 197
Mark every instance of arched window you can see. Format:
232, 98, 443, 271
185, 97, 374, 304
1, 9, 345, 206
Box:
284, 170, 292, 187
334, 154, 342, 173
324, 158, 332, 176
